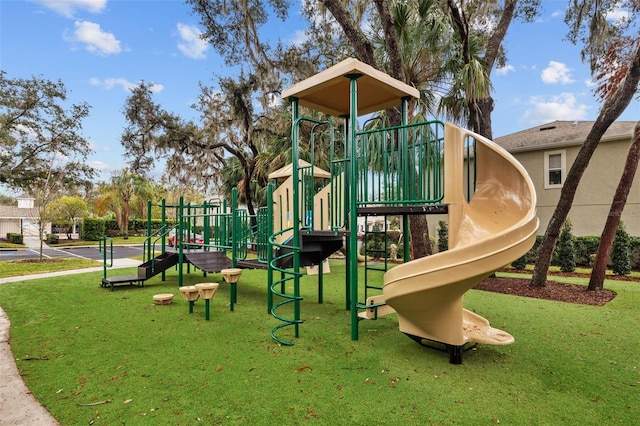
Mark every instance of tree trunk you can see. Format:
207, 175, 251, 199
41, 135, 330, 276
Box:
531, 44, 640, 287
409, 215, 432, 258
476, 96, 494, 139
588, 121, 640, 291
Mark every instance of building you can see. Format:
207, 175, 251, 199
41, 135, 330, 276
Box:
495, 120, 639, 236
0, 194, 51, 238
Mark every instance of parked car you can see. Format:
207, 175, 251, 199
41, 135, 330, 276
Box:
167, 229, 204, 247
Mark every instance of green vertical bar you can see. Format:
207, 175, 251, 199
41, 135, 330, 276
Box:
178, 196, 184, 287
146, 200, 152, 261
291, 98, 301, 338
342, 116, 350, 311
402, 97, 411, 261
161, 198, 166, 281
203, 200, 210, 248
346, 74, 361, 341
231, 188, 238, 268
267, 183, 274, 314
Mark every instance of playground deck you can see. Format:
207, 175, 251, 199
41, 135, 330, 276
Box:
183, 251, 231, 273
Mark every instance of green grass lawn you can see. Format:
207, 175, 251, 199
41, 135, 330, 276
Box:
0, 258, 102, 278
0, 262, 638, 425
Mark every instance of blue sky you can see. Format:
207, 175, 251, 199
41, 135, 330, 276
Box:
1, 0, 638, 189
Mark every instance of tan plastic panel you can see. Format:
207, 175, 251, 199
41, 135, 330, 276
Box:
281, 58, 420, 117
383, 123, 538, 346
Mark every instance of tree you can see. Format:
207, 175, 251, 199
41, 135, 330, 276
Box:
121, 76, 291, 217
0, 194, 15, 205
47, 195, 89, 239
437, 0, 538, 138
589, 122, 640, 289
557, 219, 576, 272
94, 170, 151, 238
611, 221, 632, 276
0, 72, 95, 191
531, 0, 640, 287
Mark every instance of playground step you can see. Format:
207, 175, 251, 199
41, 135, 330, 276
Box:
276, 230, 343, 268
138, 252, 179, 279
101, 276, 145, 291
357, 295, 396, 320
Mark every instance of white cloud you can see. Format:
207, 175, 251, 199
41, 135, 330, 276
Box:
176, 23, 208, 59
90, 77, 164, 93
65, 20, 121, 56
88, 160, 111, 171
496, 64, 515, 76
288, 29, 308, 47
30, 0, 106, 18
522, 93, 589, 125
606, 9, 630, 23
541, 61, 575, 84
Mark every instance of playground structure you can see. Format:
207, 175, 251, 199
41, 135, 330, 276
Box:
272, 58, 538, 363
101, 58, 538, 363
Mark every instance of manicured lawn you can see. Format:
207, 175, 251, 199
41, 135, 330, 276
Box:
0, 258, 101, 278
0, 262, 638, 425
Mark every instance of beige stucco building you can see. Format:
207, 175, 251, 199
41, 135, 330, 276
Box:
495, 120, 639, 237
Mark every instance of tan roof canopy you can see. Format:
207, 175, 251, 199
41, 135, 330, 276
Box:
281, 58, 420, 117
268, 159, 331, 180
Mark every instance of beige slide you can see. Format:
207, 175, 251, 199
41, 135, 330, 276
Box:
383, 123, 538, 353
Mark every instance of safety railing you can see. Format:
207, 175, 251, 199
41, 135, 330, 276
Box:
355, 120, 445, 207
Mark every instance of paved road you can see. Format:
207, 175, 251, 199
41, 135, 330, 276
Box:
0, 245, 145, 262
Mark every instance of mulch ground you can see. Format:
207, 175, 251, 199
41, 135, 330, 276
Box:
473, 270, 629, 306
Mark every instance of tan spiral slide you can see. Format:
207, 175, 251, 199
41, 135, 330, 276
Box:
383, 123, 539, 354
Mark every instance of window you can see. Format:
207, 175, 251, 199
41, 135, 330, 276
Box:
544, 150, 566, 188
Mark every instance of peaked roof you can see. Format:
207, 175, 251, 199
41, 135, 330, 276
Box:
281, 58, 420, 117
495, 120, 637, 152
0, 205, 37, 219
268, 159, 331, 180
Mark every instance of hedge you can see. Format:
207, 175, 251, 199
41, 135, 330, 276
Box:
518, 235, 640, 270
83, 218, 106, 241
6, 233, 23, 244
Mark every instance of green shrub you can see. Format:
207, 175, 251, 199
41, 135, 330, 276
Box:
611, 222, 631, 276
573, 236, 601, 266
83, 218, 106, 241
557, 219, 576, 272
46, 234, 59, 244
437, 220, 448, 253
511, 255, 527, 270
629, 237, 640, 269
8, 233, 23, 244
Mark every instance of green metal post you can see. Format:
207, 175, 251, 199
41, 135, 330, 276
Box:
203, 199, 210, 249
346, 74, 361, 341
267, 183, 274, 314
231, 188, 238, 268
178, 196, 184, 287
291, 97, 301, 338
342, 116, 351, 311
318, 260, 324, 304
161, 198, 167, 281
402, 97, 411, 261
146, 200, 152, 260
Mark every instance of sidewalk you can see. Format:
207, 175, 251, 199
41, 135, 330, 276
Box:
0, 257, 141, 285
0, 256, 141, 424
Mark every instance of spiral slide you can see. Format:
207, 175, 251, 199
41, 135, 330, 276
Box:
382, 123, 538, 362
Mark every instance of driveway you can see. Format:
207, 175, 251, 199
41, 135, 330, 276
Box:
0, 244, 146, 262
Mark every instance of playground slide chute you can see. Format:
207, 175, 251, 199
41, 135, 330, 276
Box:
383, 123, 539, 348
